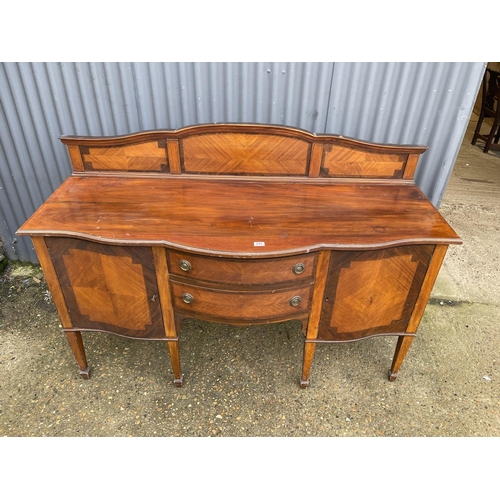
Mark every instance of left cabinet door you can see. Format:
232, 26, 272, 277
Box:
45, 237, 165, 338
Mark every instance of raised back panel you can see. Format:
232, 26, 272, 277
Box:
61, 124, 427, 179
321, 144, 407, 178
181, 133, 310, 175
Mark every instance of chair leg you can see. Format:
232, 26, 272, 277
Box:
472, 112, 484, 145
484, 117, 500, 153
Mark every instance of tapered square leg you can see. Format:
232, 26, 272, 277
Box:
300, 319, 308, 335
388, 335, 414, 381
300, 341, 317, 388
65, 331, 90, 379
167, 339, 183, 387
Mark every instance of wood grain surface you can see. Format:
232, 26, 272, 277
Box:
321, 144, 406, 178
60, 124, 428, 178
167, 250, 316, 286
318, 245, 434, 340
45, 238, 165, 338
170, 280, 312, 322
181, 133, 310, 175
80, 141, 168, 172
18, 177, 461, 256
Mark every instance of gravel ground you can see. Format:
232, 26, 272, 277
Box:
1, 264, 498, 437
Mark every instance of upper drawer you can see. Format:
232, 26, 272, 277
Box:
167, 251, 316, 286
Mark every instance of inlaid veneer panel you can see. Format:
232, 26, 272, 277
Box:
181, 133, 310, 175
45, 238, 164, 338
321, 144, 407, 178
79, 140, 168, 172
319, 245, 434, 340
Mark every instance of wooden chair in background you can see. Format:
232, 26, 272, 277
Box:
472, 68, 500, 153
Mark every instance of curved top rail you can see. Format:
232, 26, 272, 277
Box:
60, 122, 428, 153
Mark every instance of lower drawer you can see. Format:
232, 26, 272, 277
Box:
170, 281, 311, 322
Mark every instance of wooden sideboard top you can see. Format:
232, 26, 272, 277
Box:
18, 175, 461, 257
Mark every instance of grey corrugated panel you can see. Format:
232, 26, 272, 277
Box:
1, 63, 59, 261
0, 62, 335, 262
327, 62, 485, 205
0, 62, 483, 263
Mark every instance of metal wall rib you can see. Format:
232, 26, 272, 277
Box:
0, 62, 484, 262
327, 62, 485, 204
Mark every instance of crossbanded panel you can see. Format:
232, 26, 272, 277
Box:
80, 141, 168, 172
45, 238, 165, 339
321, 144, 407, 178
319, 245, 435, 341
181, 133, 310, 175
330, 254, 417, 332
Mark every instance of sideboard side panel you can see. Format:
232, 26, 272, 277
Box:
32, 237, 73, 328
406, 244, 448, 332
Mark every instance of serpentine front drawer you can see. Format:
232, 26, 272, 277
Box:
167, 250, 316, 287
170, 280, 313, 323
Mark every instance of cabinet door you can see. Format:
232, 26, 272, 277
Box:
319, 245, 435, 341
45, 238, 165, 338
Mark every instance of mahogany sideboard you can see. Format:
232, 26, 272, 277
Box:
17, 123, 461, 388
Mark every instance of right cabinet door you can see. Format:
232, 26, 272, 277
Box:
319, 245, 435, 341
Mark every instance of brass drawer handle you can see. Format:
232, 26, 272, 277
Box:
182, 293, 194, 304
293, 263, 305, 275
290, 296, 302, 307
179, 260, 192, 272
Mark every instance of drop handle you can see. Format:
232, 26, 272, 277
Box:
290, 296, 302, 307
179, 260, 192, 272
182, 293, 194, 304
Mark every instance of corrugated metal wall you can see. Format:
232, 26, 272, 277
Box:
0, 62, 485, 263
327, 62, 485, 204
